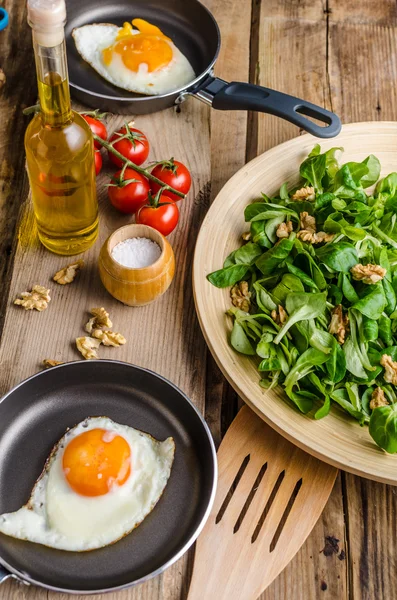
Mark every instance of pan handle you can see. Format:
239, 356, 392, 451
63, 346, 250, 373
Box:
0, 564, 29, 586
192, 77, 341, 139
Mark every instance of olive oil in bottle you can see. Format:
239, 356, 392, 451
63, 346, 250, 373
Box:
25, 0, 98, 255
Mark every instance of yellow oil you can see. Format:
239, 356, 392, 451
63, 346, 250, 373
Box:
25, 74, 98, 255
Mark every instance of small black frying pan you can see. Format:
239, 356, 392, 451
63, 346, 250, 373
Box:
65, 0, 341, 138
0, 361, 217, 594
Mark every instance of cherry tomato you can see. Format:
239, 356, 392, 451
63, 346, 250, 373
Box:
81, 113, 108, 149
150, 159, 191, 202
136, 194, 179, 236
108, 124, 149, 168
94, 150, 102, 176
107, 168, 150, 214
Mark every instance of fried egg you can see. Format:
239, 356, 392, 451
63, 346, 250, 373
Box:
0, 417, 175, 551
72, 19, 195, 96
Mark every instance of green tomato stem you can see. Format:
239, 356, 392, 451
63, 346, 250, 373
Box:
93, 134, 185, 199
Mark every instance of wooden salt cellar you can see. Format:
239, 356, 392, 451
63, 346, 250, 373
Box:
99, 224, 175, 306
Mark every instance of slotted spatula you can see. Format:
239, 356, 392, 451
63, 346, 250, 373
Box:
187, 405, 337, 600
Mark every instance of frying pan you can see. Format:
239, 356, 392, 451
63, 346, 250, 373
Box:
0, 360, 217, 594
65, 0, 341, 138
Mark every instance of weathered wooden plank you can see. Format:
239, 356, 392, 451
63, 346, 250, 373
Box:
0, 0, 36, 327
342, 474, 397, 600
327, 2, 397, 599
253, 1, 348, 598
253, 0, 332, 154
328, 22, 397, 123
201, 0, 252, 448
329, 0, 396, 23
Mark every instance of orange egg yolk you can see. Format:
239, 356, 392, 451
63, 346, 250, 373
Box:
62, 429, 131, 497
102, 19, 173, 73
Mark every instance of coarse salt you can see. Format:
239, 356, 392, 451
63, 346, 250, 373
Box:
111, 237, 162, 268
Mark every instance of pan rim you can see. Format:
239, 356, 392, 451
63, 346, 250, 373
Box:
67, 0, 221, 105
0, 359, 218, 594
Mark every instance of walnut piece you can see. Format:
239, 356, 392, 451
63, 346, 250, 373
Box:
14, 285, 51, 311
53, 260, 84, 285
297, 229, 316, 243
271, 305, 288, 325
313, 232, 335, 243
370, 387, 389, 410
350, 263, 386, 285
242, 231, 251, 242
291, 186, 315, 201
0, 68, 5, 89
42, 359, 63, 369
76, 336, 101, 360
85, 307, 112, 333
297, 230, 335, 244
380, 354, 397, 385
328, 304, 349, 344
300, 211, 316, 232
231, 281, 251, 312
276, 220, 293, 239
92, 329, 126, 347
297, 212, 335, 243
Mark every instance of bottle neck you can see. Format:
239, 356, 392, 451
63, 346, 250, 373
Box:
33, 32, 72, 127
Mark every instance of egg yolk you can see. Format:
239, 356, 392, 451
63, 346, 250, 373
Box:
62, 429, 131, 497
102, 19, 173, 73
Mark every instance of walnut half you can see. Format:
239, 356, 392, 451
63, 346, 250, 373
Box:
231, 281, 251, 312
297, 212, 334, 244
76, 337, 101, 360
350, 263, 386, 285
380, 354, 397, 385
291, 186, 315, 201
53, 260, 84, 285
370, 387, 388, 410
14, 285, 51, 311
276, 220, 293, 239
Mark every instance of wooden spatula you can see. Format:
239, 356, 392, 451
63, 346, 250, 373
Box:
187, 405, 337, 600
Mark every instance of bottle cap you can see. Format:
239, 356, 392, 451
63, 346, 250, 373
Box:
0, 7, 9, 32
27, 0, 66, 46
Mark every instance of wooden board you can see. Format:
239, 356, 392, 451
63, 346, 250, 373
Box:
193, 122, 397, 486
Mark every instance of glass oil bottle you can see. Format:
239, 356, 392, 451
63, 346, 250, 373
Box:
25, 0, 98, 255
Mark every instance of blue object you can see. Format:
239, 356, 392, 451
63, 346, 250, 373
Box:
0, 7, 8, 32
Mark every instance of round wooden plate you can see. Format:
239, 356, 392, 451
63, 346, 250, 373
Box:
193, 122, 397, 485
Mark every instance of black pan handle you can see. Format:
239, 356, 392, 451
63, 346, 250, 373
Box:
193, 77, 341, 139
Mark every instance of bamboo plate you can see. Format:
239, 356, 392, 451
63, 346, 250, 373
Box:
193, 122, 397, 485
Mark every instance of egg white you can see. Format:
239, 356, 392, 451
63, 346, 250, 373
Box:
0, 417, 175, 551
72, 24, 195, 96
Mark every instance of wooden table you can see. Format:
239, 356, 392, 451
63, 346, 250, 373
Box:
0, 0, 396, 598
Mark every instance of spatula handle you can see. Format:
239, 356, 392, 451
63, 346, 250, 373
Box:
188, 564, 246, 600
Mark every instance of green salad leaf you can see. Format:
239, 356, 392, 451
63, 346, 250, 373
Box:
369, 405, 397, 453
207, 146, 397, 453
